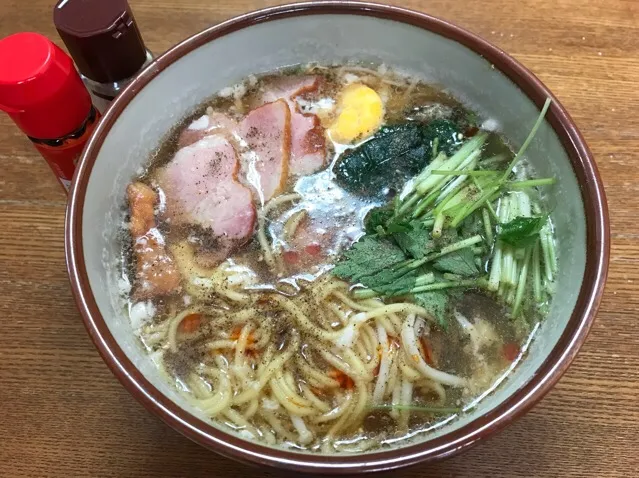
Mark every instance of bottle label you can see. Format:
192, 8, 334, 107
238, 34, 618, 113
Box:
30, 107, 100, 192
34, 139, 87, 191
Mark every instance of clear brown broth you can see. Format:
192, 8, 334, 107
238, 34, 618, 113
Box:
120, 64, 540, 453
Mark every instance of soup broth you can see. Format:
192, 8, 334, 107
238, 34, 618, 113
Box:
119, 64, 556, 453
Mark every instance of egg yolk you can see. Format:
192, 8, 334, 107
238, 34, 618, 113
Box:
329, 84, 384, 144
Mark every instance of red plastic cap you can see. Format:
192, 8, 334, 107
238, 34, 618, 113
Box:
0, 32, 92, 139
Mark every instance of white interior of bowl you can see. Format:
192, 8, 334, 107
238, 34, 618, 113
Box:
81, 13, 586, 452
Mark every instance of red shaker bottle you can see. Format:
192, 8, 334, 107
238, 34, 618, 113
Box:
0, 32, 100, 192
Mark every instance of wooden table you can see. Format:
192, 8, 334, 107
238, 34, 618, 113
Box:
0, 1, 636, 476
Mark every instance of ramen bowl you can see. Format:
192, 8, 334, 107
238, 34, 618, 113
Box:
65, 2, 609, 473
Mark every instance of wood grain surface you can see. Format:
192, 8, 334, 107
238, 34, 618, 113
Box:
0, 1, 636, 476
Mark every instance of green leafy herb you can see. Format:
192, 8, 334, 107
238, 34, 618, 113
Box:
392, 220, 434, 259
414, 290, 449, 328
433, 247, 479, 276
333, 98, 556, 330
364, 205, 393, 234
364, 205, 413, 235
460, 213, 483, 238
433, 227, 460, 249
498, 215, 548, 247
331, 236, 421, 295
364, 206, 434, 257
364, 269, 419, 295
332, 236, 406, 282
386, 220, 413, 234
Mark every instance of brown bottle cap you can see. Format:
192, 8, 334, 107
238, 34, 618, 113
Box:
54, 0, 148, 84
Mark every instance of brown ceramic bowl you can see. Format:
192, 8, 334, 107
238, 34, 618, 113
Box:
65, 1, 609, 474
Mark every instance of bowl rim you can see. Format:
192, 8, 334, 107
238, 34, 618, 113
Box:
65, 1, 610, 474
